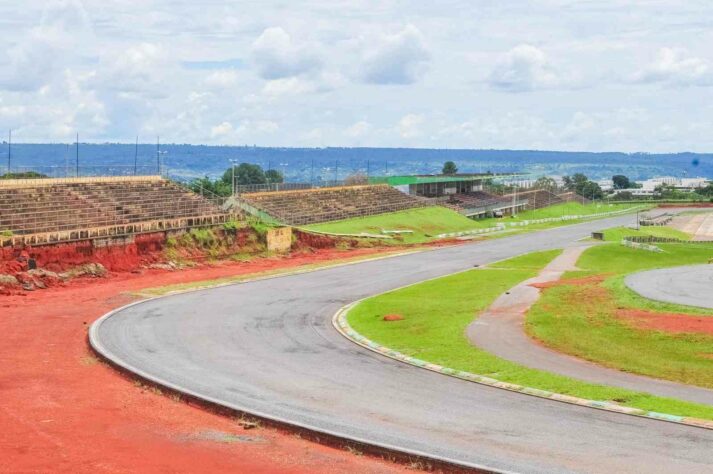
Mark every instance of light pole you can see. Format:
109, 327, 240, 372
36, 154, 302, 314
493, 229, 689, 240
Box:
229, 159, 239, 196
7, 129, 11, 173
134, 136, 138, 175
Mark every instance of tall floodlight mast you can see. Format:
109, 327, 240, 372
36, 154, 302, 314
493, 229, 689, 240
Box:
75, 133, 79, 177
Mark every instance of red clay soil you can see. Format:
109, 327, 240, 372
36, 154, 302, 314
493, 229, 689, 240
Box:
659, 203, 713, 208
617, 309, 713, 336
530, 274, 608, 289
0, 247, 414, 474
382, 314, 405, 322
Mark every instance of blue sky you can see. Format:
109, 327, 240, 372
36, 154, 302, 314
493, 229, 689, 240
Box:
1, 1, 713, 152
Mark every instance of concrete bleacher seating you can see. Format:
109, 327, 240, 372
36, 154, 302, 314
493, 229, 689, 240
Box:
0, 176, 230, 241
239, 184, 426, 225
446, 191, 504, 209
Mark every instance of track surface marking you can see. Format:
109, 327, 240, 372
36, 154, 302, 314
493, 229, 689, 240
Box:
92, 214, 713, 473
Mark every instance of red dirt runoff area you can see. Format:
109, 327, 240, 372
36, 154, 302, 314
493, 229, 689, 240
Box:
529, 274, 608, 289
0, 247, 412, 474
617, 309, 713, 336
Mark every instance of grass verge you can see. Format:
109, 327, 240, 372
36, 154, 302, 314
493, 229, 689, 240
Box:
602, 226, 691, 241
305, 203, 644, 244
347, 249, 713, 421
527, 243, 713, 389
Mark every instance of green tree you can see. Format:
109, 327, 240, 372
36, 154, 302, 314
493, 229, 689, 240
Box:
265, 169, 284, 183
442, 161, 458, 175
222, 163, 267, 186
612, 175, 632, 189
697, 184, 713, 198
1, 171, 48, 179
534, 176, 557, 192
580, 181, 604, 200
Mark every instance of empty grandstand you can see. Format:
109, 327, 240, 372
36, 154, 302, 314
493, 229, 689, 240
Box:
237, 184, 426, 225
369, 174, 529, 218
0, 176, 232, 245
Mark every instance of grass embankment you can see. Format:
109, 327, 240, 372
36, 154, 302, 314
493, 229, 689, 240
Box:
601, 226, 691, 241
305, 202, 642, 244
348, 249, 713, 420
528, 243, 713, 390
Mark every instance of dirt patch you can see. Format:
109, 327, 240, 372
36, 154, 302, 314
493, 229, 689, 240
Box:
530, 274, 608, 289
382, 314, 404, 321
617, 309, 713, 335
0, 247, 412, 474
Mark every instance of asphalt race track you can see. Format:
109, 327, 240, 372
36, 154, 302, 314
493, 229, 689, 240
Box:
626, 264, 713, 310
91, 214, 713, 474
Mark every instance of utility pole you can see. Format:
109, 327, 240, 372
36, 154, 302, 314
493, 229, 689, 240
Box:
134, 136, 138, 175
156, 136, 160, 174
334, 160, 338, 185
229, 158, 239, 195
75, 133, 79, 177
366, 159, 370, 179
385, 160, 388, 176
7, 129, 11, 173
310, 159, 314, 186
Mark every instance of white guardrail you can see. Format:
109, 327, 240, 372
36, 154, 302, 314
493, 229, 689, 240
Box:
621, 239, 663, 252
436, 206, 645, 239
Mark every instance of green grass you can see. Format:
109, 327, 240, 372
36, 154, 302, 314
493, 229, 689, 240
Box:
348, 249, 713, 421
305, 202, 643, 244
510, 202, 636, 221
527, 243, 713, 390
304, 206, 490, 244
602, 226, 691, 242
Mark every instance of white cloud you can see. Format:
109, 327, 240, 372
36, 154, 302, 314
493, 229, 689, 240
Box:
251, 27, 322, 79
631, 48, 712, 86
359, 25, 430, 85
345, 120, 372, 138
99, 43, 174, 99
0, 0, 92, 91
204, 70, 240, 89
211, 121, 233, 138
488, 44, 567, 92
398, 114, 424, 138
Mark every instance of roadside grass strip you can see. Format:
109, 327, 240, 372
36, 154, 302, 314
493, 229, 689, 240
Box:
437, 205, 646, 238
304, 203, 644, 244
338, 250, 713, 426
528, 243, 713, 391
603, 225, 692, 242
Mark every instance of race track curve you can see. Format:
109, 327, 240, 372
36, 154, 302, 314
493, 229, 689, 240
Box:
90, 214, 713, 474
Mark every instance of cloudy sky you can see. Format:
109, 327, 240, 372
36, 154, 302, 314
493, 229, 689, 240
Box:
1, 0, 713, 152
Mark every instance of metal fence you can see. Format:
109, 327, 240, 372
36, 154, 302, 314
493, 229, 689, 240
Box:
0, 165, 160, 179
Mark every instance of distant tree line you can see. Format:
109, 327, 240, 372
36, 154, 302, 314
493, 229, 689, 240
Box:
0, 171, 48, 179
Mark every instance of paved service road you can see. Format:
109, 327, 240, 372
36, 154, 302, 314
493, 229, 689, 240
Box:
91, 215, 713, 474
626, 264, 713, 310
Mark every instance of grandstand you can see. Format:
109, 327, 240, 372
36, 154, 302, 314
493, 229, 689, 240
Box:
238, 184, 426, 225
0, 176, 231, 245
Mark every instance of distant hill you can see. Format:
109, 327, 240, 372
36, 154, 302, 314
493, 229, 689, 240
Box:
0, 143, 710, 182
